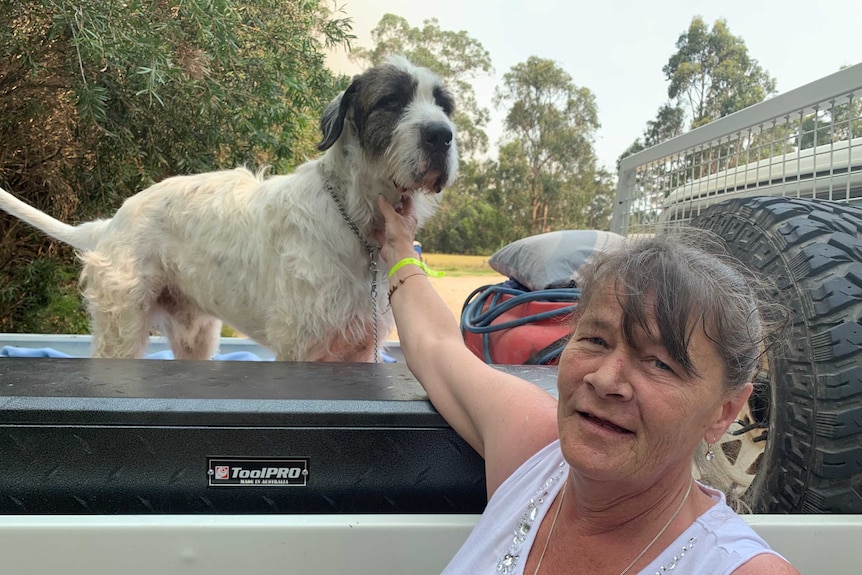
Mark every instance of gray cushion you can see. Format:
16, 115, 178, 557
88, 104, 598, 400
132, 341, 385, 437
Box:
488, 230, 625, 291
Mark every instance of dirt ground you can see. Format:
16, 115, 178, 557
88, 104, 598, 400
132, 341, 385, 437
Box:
386, 272, 506, 341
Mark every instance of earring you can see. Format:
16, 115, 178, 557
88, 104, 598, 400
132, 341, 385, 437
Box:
705, 438, 716, 462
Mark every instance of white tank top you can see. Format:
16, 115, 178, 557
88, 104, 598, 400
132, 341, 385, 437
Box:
441, 439, 782, 575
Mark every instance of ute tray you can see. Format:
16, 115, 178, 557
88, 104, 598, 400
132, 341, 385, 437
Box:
0, 358, 557, 514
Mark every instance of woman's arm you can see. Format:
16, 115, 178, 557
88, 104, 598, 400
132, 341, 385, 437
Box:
376, 195, 558, 494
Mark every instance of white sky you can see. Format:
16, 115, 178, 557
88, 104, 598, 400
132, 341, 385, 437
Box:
326, 0, 862, 173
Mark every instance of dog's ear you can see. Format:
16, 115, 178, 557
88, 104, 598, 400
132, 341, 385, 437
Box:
317, 76, 360, 151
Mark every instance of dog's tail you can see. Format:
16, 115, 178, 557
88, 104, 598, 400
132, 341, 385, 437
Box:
0, 186, 108, 251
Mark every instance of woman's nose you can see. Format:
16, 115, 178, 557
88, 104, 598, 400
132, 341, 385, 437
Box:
583, 353, 634, 400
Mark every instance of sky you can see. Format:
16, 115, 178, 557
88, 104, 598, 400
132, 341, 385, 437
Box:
325, 0, 862, 173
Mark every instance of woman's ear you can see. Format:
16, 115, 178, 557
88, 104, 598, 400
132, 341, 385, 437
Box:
706, 382, 753, 443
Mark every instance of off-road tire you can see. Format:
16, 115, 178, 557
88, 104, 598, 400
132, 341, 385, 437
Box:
691, 196, 862, 513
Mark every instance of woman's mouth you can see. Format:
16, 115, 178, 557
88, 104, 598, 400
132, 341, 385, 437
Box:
579, 411, 634, 434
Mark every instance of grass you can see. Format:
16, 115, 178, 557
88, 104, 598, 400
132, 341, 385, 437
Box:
420, 253, 500, 276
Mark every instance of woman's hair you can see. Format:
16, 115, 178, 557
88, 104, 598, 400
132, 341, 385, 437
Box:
575, 227, 787, 512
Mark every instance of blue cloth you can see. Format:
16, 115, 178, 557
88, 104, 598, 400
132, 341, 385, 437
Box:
0, 346, 396, 362
0, 346, 74, 358
0, 345, 274, 361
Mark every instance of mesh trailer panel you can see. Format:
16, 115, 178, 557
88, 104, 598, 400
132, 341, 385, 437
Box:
613, 63, 862, 236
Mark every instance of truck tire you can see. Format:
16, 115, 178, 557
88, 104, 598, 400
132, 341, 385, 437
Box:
690, 196, 862, 513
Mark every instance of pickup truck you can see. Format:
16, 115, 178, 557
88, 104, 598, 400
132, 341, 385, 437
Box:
0, 339, 858, 574
2, 46, 860, 575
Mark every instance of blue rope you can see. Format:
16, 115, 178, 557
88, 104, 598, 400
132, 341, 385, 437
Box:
460, 284, 580, 364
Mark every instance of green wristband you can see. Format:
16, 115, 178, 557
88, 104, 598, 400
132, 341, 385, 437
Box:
387, 257, 444, 279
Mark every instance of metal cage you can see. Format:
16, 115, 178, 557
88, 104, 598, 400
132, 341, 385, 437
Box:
613, 63, 862, 236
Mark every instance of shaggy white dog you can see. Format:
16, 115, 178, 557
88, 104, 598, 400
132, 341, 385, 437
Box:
0, 56, 458, 361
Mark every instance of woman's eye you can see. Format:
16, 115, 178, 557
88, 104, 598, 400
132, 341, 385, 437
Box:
653, 358, 673, 372
585, 336, 606, 347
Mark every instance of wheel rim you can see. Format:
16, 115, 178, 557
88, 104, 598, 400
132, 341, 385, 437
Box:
715, 400, 767, 497
693, 363, 771, 500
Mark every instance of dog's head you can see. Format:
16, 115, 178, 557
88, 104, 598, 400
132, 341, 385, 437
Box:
318, 55, 458, 198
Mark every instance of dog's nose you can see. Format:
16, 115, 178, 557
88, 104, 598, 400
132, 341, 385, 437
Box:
421, 122, 453, 154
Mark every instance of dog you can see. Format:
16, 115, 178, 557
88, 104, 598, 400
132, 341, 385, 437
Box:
0, 55, 458, 361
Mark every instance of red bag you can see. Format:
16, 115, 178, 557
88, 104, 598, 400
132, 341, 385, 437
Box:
460, 285, 577, 365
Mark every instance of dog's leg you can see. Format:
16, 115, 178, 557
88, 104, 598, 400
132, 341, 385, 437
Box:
80, 254, 151, 358
160, 314, 222, 360
152, 288, 222, 360
88, 308, 151, 358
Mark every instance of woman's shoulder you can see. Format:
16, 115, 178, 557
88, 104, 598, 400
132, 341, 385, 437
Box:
731, 552, 801, 575
489, 438, 564, 501
684, 485, 796, 574
694, 487, 770, 550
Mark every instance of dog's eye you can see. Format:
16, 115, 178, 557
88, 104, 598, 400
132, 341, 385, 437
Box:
375, 97, 403, 112
433, 87, 455, 116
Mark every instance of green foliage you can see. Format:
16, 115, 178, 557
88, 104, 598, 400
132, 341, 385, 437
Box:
0, 0, 353, 333
617, 103, 686, 171
53, 0, 352, 193
797, 95, 862, 150
493, 56, 611, 235
419, 159, 510, 254
351, 14, 493, 158
618, 16, 776, 175
0, 258, 89, 333
664, 16, 776, 129
418, 189, 506, 255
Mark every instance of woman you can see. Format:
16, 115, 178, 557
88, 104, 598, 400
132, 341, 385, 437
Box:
376, 194, 800, 575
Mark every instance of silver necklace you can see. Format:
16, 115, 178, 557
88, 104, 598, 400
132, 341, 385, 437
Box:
532, 483, 566, 575
323, 178, 380, 363
533, 477, 693, 575
616, 477, 694, 575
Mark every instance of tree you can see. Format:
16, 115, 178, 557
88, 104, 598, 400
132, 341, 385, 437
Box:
0, 0, 353, 332
584, 168, 616, 230
797, 68, 862, 150
618, 16, 777, 191
664, 16, 776, 129
350, 14, 493, 158
417, 159, 510, 255
493, 56, 610, 235
617, 103, 686, 171
664, 19, 779, 179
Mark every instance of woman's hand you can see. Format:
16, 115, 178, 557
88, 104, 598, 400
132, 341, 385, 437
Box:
375, 194, 419, 265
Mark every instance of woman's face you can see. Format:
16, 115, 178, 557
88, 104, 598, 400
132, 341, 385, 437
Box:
556, 286, 745, 485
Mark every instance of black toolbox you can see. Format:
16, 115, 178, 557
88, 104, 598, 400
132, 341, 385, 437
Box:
0, 358, 557, 514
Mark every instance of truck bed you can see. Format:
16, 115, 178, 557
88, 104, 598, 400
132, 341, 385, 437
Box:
0, 355, 857, 573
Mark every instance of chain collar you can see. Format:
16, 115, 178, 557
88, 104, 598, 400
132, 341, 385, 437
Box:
324, 178, 381, 363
